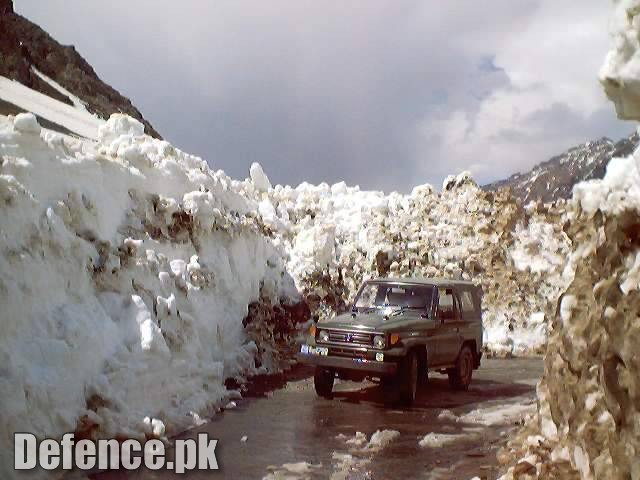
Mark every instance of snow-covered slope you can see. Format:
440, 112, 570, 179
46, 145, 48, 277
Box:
485, 133, 638, 204
0, 74, 104, 139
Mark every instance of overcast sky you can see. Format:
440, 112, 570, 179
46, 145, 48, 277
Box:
17, 0, 632, 191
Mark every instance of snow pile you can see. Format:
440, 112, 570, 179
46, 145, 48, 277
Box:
0, 113, 305, 476
257, 174, 570, 354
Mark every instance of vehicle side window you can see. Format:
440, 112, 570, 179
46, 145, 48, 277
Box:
460, 290, 475, 314
437, 288, 459, 320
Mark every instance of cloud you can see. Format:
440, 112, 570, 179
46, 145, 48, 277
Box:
16, 0, 632, 191
413, 1, 631, 184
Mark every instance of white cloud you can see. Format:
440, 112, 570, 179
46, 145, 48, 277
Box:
415, 0, 630, 184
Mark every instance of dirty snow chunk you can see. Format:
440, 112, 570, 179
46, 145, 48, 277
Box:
559, 295, 577, 323
330, 452, 371, 480
437, 409, 459, 422
343, 431, 368, 447
250, 162, 272, 191
13, 112, 41, 134
264, 461, 322, 479
459, 400, 535, 426
418, 432, 465, 448
143, 417, 166, 437
366, 430, 400, 451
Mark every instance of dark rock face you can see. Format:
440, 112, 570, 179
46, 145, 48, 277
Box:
485, 132, 639, 204
1, 0, 13, 15
0, 3, 161, 138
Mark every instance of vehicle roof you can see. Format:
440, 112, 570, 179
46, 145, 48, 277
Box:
368, 276, 477, 287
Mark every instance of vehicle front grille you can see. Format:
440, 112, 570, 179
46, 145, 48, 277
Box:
329, 347, 374, 360
327, 330, 373, 346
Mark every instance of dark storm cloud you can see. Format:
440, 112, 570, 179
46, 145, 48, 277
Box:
15, 0, 632, 191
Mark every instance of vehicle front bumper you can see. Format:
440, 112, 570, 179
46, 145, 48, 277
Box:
296, 351, 397, 375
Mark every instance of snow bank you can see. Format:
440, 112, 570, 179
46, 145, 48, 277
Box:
498, 153, 640, 480
0, 113, 303, 476
499, 3, 640, 477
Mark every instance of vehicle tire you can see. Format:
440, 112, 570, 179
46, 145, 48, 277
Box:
398, 351, 418, 405
314, 367, 334, 398
418, 354, 429, 386
448, 345, 474, 391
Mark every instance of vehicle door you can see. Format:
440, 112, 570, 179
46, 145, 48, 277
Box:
458, 286, 482, 353
435, 287, 463, 365
408, 285, 439, 367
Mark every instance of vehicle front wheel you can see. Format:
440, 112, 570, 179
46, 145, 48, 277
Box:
448, 345, 474, 391
314, 367, 335, 398
398, 351, 418, 405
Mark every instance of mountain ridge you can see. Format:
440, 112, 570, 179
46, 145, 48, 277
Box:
484, 132, 639, 204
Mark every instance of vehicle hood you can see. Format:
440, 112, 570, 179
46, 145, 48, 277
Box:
317, 311, 419, 332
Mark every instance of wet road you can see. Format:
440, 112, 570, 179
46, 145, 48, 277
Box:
100, 358, 543, 480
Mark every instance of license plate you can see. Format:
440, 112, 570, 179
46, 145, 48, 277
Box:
301, 345, 328, 356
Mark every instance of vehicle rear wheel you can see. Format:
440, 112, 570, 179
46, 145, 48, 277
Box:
398, 351, 418, 405
314, 367, 334, 398
448, 345, 474, 391
418, 354, 429, 386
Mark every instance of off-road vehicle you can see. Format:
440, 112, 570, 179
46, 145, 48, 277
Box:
297, 277, 483, 405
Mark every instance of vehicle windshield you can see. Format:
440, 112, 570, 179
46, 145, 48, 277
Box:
353, 283, 434, 313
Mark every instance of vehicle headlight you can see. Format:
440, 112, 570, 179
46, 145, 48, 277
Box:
373, 335, 386, 349
318, 330, 330, 342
